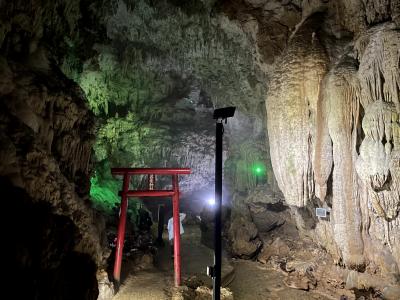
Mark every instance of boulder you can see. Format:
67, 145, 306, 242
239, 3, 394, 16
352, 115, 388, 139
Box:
228, 214, 262, 258
382, 286, 400, 300
285, 260, 315, 275
96, 269, 114, 300
258, 237, 290, 264
244, 186, 289, 233
250, 207, 286, 233
183, 276, 204, 290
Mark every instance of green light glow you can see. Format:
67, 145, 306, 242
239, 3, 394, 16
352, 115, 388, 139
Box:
90, 174, 141, 223
89, 162, 141, 223
252, 164, 265, 176
89, 173, 120, 210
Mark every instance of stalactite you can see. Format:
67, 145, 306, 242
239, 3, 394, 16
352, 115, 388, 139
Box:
356, 101, 393, 189
358, 27, 400, 112
266, 13, 328, 207
313, 79, 332, 202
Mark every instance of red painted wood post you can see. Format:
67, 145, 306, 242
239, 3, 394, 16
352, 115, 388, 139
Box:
172, 174, 181, 286
113, 173, 130, 283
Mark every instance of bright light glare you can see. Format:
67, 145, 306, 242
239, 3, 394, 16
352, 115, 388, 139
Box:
256, 167, 262, 173
207, 197, 215, 206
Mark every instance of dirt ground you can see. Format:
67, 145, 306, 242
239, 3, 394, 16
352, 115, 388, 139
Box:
113, 225, 229, 299
112, 224, 358, 300
229, 259, 345, 300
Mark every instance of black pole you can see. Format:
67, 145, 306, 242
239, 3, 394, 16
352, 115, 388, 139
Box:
213, 121, 223, 300
157, 204, 165, 246
209, 106, 235, 300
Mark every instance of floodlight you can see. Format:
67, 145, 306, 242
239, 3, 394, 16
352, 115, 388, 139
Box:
213, 107, 236, 120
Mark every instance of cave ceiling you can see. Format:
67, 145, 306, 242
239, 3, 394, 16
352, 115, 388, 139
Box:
0, 0, 270, 208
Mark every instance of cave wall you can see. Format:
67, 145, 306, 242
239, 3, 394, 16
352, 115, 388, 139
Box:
4, 178, 99, 299
222, 0, 400, 280
0, 1, 110, 298
0, 58, 108, 299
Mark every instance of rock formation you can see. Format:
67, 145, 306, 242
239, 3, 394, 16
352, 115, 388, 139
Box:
222, 0, 400, 287
0, 58, 108, 298
267, 13, 329, 207
0, 1, 109, 298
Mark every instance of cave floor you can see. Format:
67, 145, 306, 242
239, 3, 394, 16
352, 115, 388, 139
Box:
230, 259, 340, 300
112, 224, 355, 300
113, 224, 232, 299
113, 269, 170, 300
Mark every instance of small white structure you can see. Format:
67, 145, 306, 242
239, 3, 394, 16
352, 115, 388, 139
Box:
316, 207, 329, 218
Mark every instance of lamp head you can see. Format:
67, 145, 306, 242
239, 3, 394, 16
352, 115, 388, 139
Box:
213, 106, 236, 120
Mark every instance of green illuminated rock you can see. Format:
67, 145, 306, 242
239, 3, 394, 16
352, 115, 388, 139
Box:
59, 0, 267, 212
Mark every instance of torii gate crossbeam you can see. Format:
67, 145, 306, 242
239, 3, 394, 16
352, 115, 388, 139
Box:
111, 167, 191, 287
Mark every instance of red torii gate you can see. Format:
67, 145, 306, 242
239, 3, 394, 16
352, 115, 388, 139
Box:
111, 167, 191, 287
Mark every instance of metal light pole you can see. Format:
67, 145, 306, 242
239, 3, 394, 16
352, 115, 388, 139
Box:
208, 107, 236, 300
214, 120, 223, 300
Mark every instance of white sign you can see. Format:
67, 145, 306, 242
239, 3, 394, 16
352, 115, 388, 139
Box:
316, 208, 327, 218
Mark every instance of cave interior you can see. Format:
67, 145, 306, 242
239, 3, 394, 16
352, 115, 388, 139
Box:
1, 0, 400, 299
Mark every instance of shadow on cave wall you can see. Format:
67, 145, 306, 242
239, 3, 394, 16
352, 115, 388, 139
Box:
3, 177, 99, 300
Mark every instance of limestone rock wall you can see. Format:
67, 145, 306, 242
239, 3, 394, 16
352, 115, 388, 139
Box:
223, 0, 400, 281
283, 6, 398, 276
355, 25, 400, 274
316, 22, 400, 272
0, 1, 109, 298
266, 14, 328, 207
0, 57, 107, 260
0, 57, 108, 298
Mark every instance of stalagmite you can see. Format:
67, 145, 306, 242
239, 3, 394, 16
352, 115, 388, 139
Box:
325, 55, 365, 268
313, 79, 332, 202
